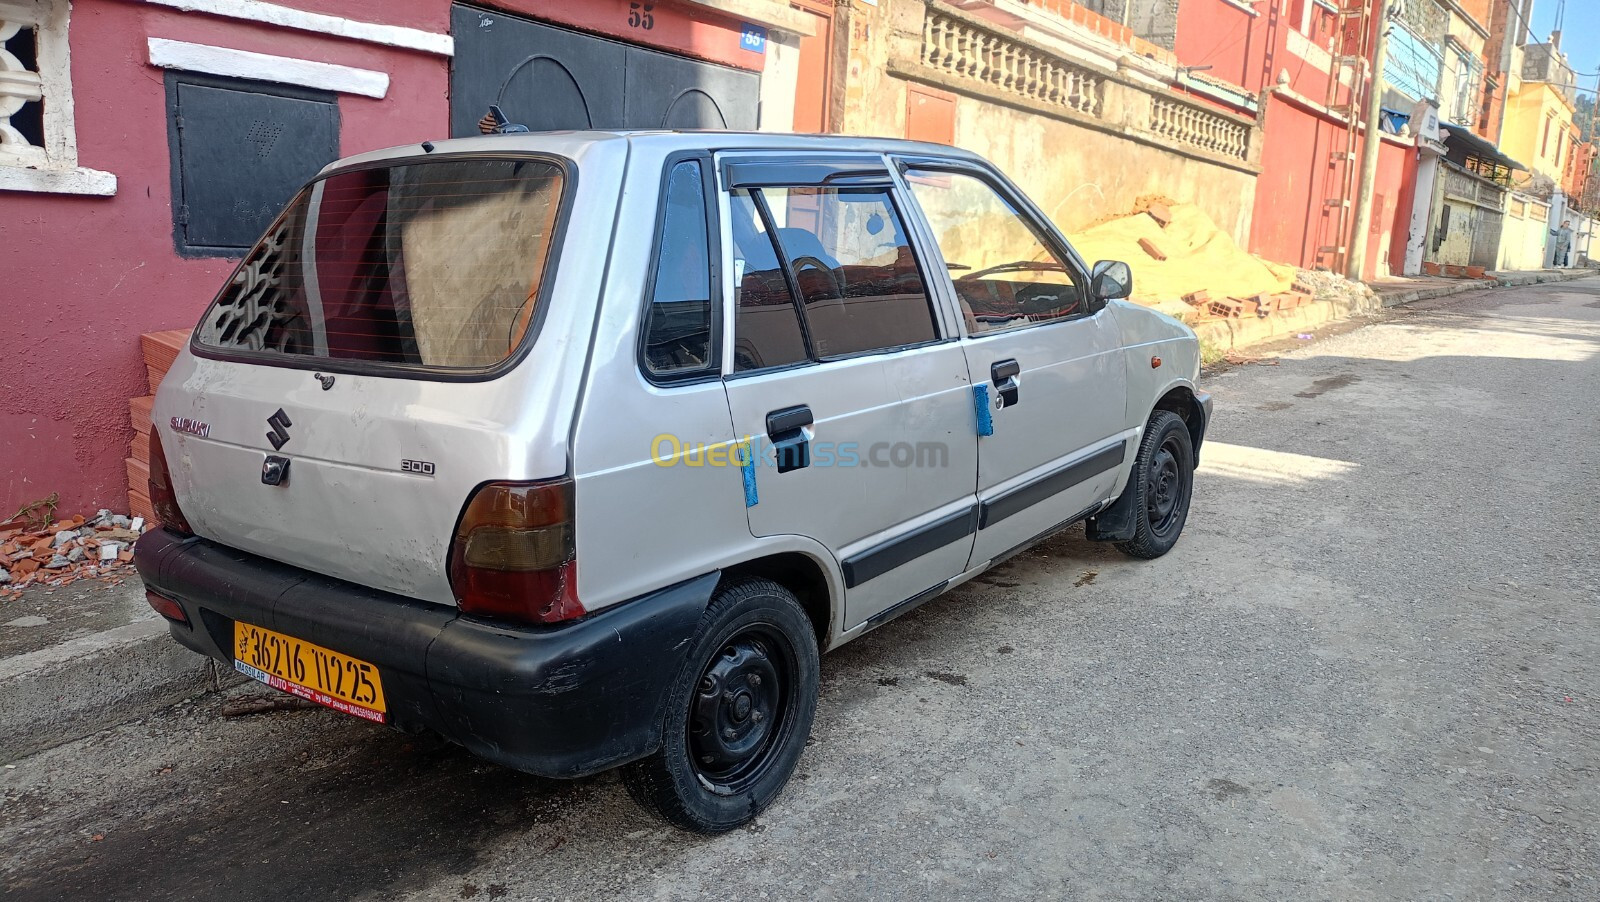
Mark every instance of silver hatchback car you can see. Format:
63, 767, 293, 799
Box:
136, 130, 1210, 833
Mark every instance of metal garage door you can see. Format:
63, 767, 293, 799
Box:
449, 4, 760, 137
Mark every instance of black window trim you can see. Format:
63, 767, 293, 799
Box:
893, 156, 1102, 336
186, 150, 580, 384
164, 70, 340, 259
725, 181, 949, 379
637, 151, 725, 387
721, 154, 893, 189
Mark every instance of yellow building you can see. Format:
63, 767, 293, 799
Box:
1501, 48, 1578, 190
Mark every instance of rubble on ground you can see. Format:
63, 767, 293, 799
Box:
0, 508, 147, 600
1066, 197, 1376, 325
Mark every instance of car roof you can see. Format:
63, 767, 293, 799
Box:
323, 130, 987, 175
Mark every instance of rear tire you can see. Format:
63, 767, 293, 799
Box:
1115, 410, 1194, 560
622, 578, 820, 833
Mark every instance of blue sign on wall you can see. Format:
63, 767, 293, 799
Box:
740, 23, 767, 54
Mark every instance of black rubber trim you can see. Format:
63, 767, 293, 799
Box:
979, 441, 1127, 529
723, 156, 891, 188
637, 151, 723, 387
1194, 390, 1213, 464
862, 580, 949, 631
842, 504, 978, 588
132, 528, 718, 779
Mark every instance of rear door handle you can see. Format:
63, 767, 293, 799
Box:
765, 405, 813, 473
991, 359, 1020, 408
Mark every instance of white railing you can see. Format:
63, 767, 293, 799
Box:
1443, 165, 1506, 211
1148, 95, 1251, 161
918, 8, 1252, 164
921, 10, 1102, 118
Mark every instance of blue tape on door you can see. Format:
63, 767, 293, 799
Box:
737, 440, 759, 507
972, 384, 994, 436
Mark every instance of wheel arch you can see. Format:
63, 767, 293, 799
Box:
1150, 381, 1207, 462
718, 550, 836, 651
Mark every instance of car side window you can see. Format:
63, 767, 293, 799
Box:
642, 160, 716, 379
761, 186, 937, 358
729, 184, 938, 372
730, 191, 810, 372
903, 168, 1086, 334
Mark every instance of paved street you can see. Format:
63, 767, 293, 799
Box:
4, 278, 1599, 901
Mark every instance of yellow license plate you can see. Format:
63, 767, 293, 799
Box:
233, 621, 387, 722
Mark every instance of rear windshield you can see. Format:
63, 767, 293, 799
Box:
195, 157, 565, 371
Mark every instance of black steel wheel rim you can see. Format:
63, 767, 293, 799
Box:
687, 625, 796, 794
1145, 434, 1189, 536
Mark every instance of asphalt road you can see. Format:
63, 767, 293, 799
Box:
4, 278, 1598, 901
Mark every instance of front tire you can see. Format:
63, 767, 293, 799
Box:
1115, 410, 1195, 559
622, 578, 820, 833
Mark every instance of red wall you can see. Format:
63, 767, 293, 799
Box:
1174, 0, 1272, 95
1250, 95, 1349, 269
1, 0, 768, 517
1376, 138, 1415, 279
0, 1, 447, 515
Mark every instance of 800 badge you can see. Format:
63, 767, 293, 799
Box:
400, 459, 436, 477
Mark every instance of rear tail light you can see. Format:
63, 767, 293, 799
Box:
448, 478, 585, 625
145, 589, 189, 625
147, 428, 195, 537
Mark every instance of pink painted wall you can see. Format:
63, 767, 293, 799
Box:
0, 0, 767, 517
0, 1, 449, 515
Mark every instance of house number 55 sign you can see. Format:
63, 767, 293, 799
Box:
740, 24, 767, 54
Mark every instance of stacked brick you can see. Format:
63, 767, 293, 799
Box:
128, 329, 188, 524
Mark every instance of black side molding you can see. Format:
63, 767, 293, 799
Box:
979, 441, 1127, 529
862, 581, 949, 631
842, 504, 978, 588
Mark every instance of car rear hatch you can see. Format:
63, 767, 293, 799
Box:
152, 149, 603, 605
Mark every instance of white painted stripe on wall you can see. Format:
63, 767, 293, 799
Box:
145, 0, 453, 56
147, 37, 390, 98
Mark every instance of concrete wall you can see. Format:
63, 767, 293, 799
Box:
1498, 194, 1550, 271
839, 0, 1259, 243
947, 95, 1257, 239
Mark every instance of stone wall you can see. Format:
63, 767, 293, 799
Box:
836, 0, 1260, 243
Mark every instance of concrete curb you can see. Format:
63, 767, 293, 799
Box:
0, 601, 229, 762
1195, 269, 1598, 359
1193, 291, 1381, 359
1374, 269, 1597, 307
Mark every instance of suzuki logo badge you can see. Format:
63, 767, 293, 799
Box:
266, 408, 293, 450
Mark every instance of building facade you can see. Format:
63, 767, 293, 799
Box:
0, 0, 1580, 517
0, 0, 818, 515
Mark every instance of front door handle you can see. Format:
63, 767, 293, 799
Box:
991, 359, 1020, 408
765, 405, 813, 473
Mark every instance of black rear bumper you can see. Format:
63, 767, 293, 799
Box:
134, 529, 717, 779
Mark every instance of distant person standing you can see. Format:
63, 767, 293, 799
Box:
1550, 220, 1574, 268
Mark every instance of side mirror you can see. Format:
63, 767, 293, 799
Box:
1091, 260, 1133, 302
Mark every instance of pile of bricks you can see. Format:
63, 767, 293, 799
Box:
128, 330, 188, 524
1181, 288, 1315, 323
0, 511, 148, 600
